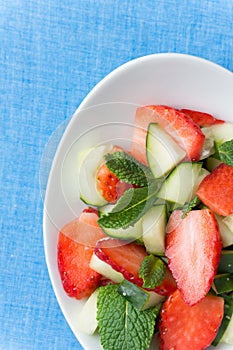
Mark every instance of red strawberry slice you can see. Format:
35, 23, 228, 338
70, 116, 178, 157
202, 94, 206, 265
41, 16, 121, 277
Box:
57, 210, 106, 299
94, 238, 147, 285
180, 108, 224, 126
82, 206, 99, 215
130, 105, 205, 164
159, 289, 224, 350
154, 268, 177, 296
96, 146, 132, 202
166, 209, 222, 305
94, 238, 177, 296
196, 163, 233, 216
96, 163, 131, 202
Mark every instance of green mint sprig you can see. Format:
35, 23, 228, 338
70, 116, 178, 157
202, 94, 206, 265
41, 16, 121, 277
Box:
97, 284, 159, 350
139, 255, 166, 289
105, 151, 154, 186
218, 139, 233, 167
98, 182, 161, 230
181, 195, 199, 218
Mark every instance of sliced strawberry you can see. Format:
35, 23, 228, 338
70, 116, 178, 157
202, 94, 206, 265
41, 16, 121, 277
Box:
96, 163, 131, 202
94, 238, 147, 285
130, 123, 149, 165
94, 238, 176, 295
96, 146, 131, 202
154, 268, 177, 296
180, 108, 224, 126
196, 163, 233, 216
60, 211, 105, 247
166, 209, 222, 305
130, 105, 205, 164
57, 210, 106, 299
159, 289, 224, 350
82, 206, 99, 216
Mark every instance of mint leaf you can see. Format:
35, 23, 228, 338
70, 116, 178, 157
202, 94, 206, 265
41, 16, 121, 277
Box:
98, 182, 160, 229
117, 280, 150, 310
139, 255, 166, 289
182, 195, 198, 218
105, 151, 154, 186
212, 141, 221, 160
97, 284, 159, 350
218, 139, 233, 167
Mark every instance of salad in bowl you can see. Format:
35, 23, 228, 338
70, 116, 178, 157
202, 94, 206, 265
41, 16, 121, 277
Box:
43, 54, 233, 350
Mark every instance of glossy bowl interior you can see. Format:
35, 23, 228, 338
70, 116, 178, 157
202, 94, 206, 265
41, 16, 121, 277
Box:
43, 53, 233, 350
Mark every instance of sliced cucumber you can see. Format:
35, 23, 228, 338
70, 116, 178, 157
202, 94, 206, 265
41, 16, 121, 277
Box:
223, 214, 233, 233
203, 122, 233, 144
218, 251, 233, 274
146, 123, 186, 179
76, 288, 99, 334
157, 162, 202, 205
215, 215, 233, 248
200, 127, 215, 160
142, 204, 167, 255
205, 157, 222, 172
98, 203, 115, 217
212, 274, 233, 294
101, 217, 143, 240
90, 253, 124, 283
220, 294, 233, 345
117, 279, 164, 311
190, 167, 209, 199
213, 294, 233, 346
78, 144, 112, 207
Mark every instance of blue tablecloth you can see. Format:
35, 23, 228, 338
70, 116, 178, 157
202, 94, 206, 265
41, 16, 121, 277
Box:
1, 1, 233, 349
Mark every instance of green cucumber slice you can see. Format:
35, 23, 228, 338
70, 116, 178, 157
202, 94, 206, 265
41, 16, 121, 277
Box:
220, 294, 233, 345
203, 122, 233, 144
223, 214, 233, 233
146, 123, 186, 179
157, 162, 202, 205
215, 215, 233, 248
205, 157, 222, 172
200, 127, 215, 160
76, 288, 99, 334
98, 203, 115, 217
101, 217, 143, 240
190, 167, 209, 199
212, 274, 233, 294
218, 251, 233, 274
90, 253, 124, 283
142, 204, 167, 255
78, 144, 113, 206
213, 294, 233, 346
117, 279, 164, 311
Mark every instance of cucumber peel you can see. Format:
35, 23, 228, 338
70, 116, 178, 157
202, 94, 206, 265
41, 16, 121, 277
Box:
78, 145, 112, 206
218, 251, 233, 274
117, 279, 164, 311
213, 294, 233, 346
212, 274, 233, 294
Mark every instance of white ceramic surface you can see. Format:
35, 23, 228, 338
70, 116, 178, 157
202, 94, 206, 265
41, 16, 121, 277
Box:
43, 53, 233, 350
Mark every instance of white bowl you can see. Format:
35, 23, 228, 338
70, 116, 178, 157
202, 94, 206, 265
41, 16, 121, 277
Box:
43, 53, 233, 350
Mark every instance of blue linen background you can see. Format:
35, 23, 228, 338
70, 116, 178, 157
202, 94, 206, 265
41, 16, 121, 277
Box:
1, 0, 233, 349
